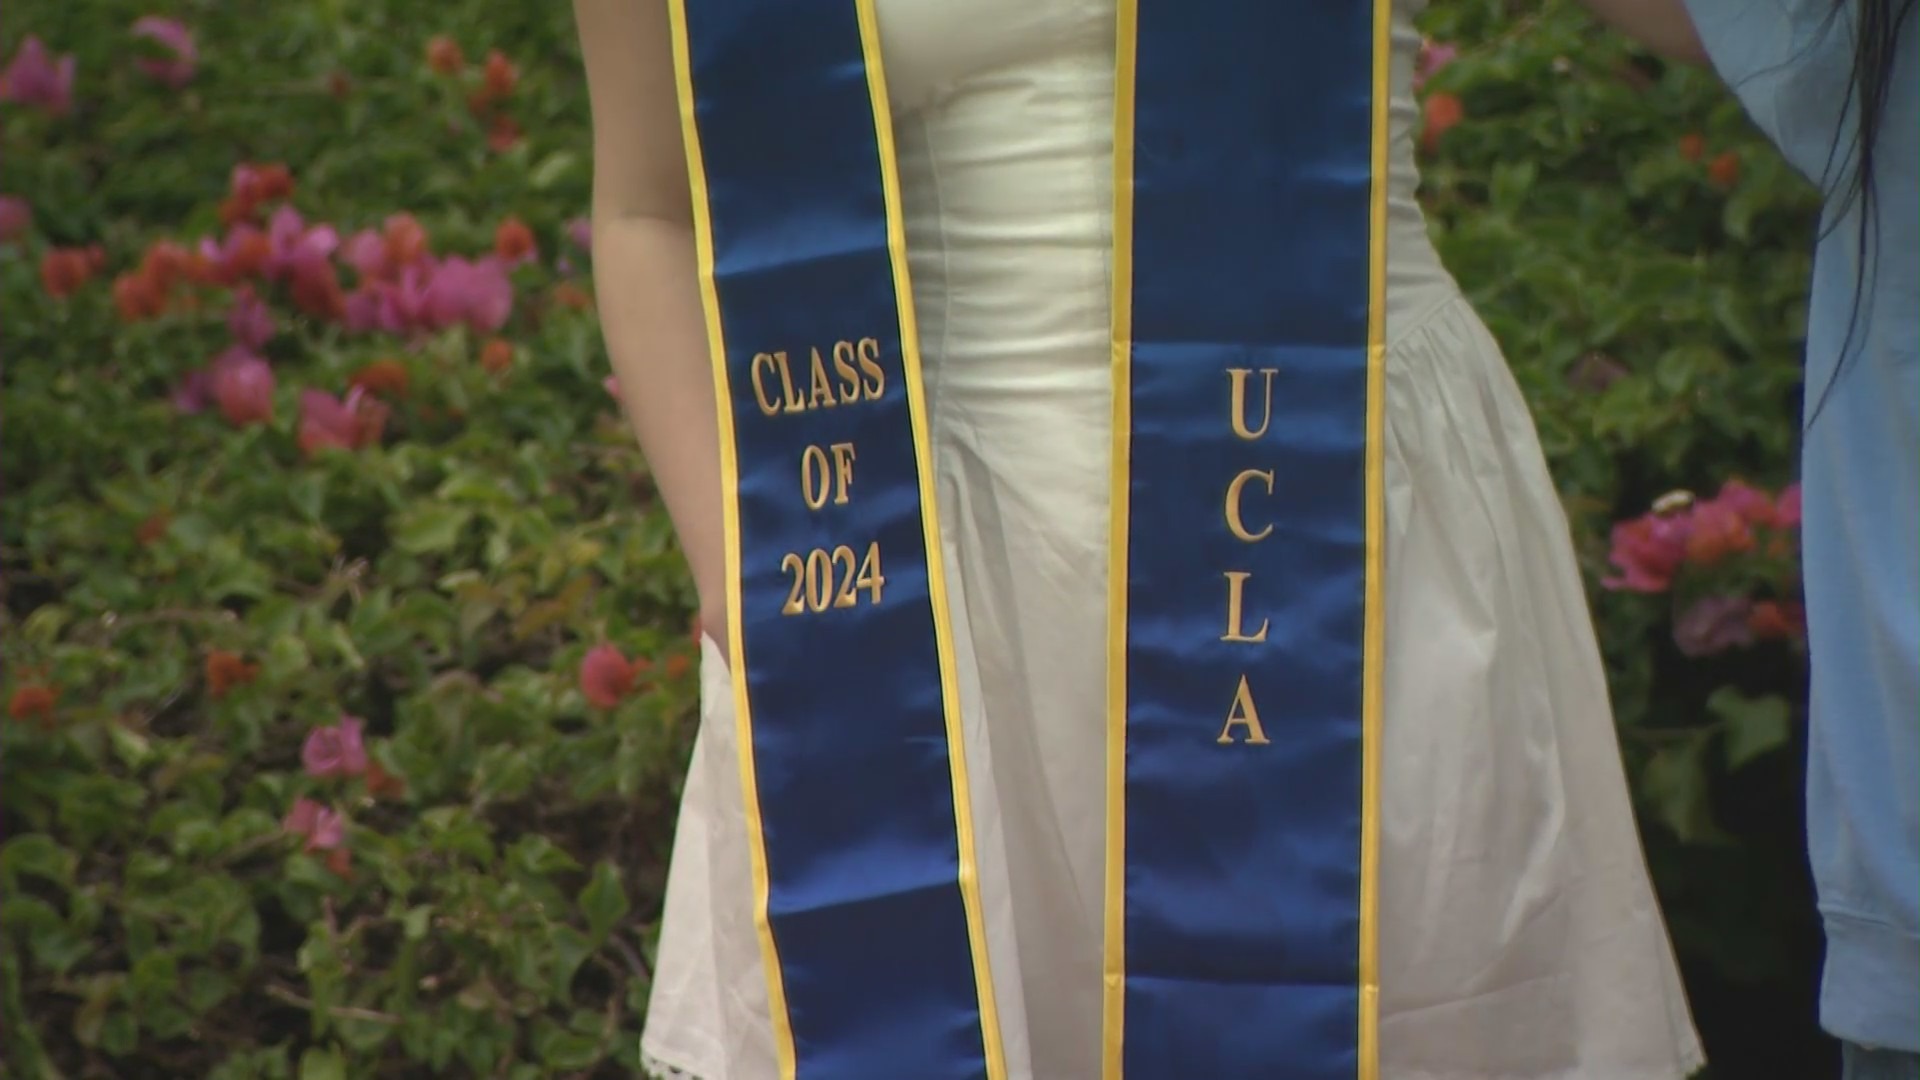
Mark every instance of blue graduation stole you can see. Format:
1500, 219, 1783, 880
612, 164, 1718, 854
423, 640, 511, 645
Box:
666, 0, 1388, 1075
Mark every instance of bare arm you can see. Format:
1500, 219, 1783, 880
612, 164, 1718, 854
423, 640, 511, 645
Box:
573, 0, 729, 650
1573, 0, 1712, 65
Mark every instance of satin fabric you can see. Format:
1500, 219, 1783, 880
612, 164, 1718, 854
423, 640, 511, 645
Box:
1113, 1, 1378, 1076
671, 1, 996, 1074
642, 1, 1708, 1076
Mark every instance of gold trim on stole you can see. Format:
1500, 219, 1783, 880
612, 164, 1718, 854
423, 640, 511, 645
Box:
1101, 0, 1139, 1075
662, 3, 798, 1074
1099, 3, 1391, 1076
1359, 0, 1394, 1072
851, 2, 1010, 1076
665, 2, 1007, 1077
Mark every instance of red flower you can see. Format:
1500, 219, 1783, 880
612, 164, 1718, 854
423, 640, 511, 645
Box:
220, 163, 295, 225
485, 113, 522, 154
8, 684, 58, 722
200, 223, 273, 284
135, 511, 172, 545
1678, 133, 1706, 162
1748, 600, 1807, 640
1683, 500, 1755, 567
580, 644, 644, 708
479, 338, 514, 374
1421, 92, 1463, 154
289, 260, 348, 321
481, 49, 517, 102
551, 280, 593, 312
348, 358, 411, 400
494, 216, 536, 265
1603, 512, 1691, 593
1708, 150, 1741, 190
426, 35, 465, 76
40, 246, 100, 299
205, 650, 260, 697
365, 759, 407, 800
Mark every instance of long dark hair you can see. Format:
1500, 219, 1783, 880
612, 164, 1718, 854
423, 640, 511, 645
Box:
1809, 0, 1915, 419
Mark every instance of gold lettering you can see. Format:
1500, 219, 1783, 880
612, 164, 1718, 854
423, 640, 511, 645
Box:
800, 445, 831, 510
832, 340, 863, 403
808, 347, 838, 409
1220, 570, 1270, 643
1224, 468, 1275, 543
1227, 367, 1279, 441
856, 337, 886, 400
831, 442, 857, 505
779, 541, 886, 614
750, 353, 782, 417
1217, 674, 1272, 745
775, 350, 806, 414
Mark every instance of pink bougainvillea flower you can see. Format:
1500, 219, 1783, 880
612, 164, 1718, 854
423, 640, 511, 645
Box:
1712, 479, 1776, 527
265, 206, 339, 281
423, 255, 513, 333
566, 216, 592, 252
603, 374, 620, 399
1414, 38, 1459, 91
341, 285, 382, 334
1, 36, 76, 115
381, 263, 437, 332
1673, 595, 1756, 658
199, 222, 271, 284
0, 195, 30, 244
580, 643, 644, 708
1773, 484, 1802, 529
131, 16, 197, 89
341, 227, 389, 282
172, 368, 213, 414
301, 714, 369, 779
211, 347, 275, 427
1602, 512, 1692, 593
288, 258, 348, 321
283, 797, 346, 852
226, 285, 276, 349
297, 386, 389, 456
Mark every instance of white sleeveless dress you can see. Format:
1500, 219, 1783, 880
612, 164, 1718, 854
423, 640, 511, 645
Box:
640, 1, 1707, 1076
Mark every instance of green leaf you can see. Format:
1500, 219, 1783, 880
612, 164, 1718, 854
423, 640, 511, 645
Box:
578, 860, 630, 943
1, 834, 77, 891
529, 151, 580, 191
391, 504, 474, 555
298, 1046, 348, 1080
1637, 733, 1727, 846
1711, 688, 1794, 771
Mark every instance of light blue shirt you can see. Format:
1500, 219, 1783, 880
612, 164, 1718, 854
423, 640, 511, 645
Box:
1682, 0, 1918, 1051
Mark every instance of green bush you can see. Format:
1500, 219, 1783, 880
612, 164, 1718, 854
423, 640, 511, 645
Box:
1, 1, 1826, 1077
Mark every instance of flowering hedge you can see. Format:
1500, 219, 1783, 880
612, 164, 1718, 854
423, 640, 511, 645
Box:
3, 1, 1823, 1077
